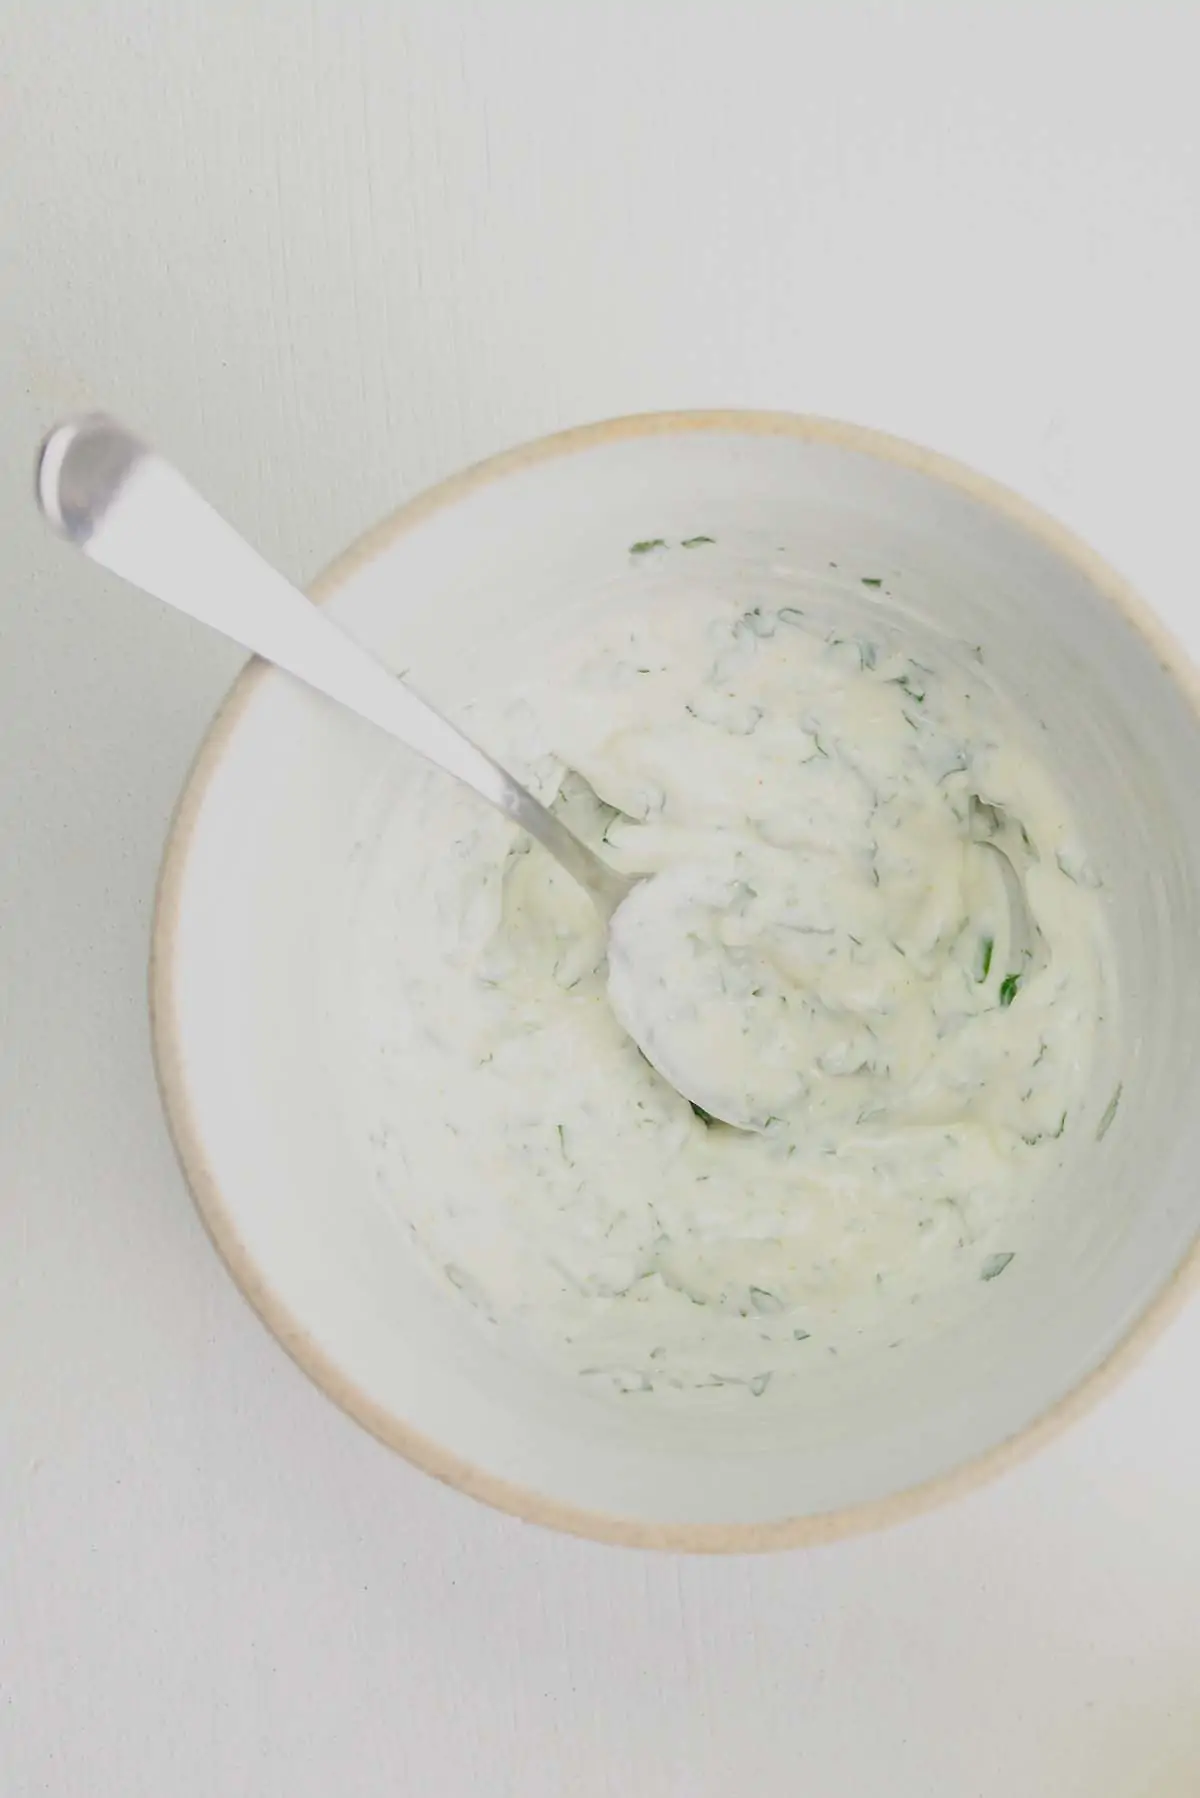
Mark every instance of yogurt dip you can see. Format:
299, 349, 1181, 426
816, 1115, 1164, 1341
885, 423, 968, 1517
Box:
342, 571, 1113, 1398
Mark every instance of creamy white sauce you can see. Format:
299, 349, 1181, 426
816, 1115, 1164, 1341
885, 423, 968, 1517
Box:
342, 575, 1114, 1399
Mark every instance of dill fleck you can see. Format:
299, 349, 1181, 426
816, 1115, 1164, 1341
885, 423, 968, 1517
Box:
999, 972, 1021, 1007
861, 576, 883, 588
1096, 1083, 1122, 1141
981, 1251, 1015, 1281
630, 539, 666, 555
978, 936, 994, 981
681, 535, 715, 548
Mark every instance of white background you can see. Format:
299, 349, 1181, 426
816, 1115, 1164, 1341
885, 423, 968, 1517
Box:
3, 3, 1200, 1793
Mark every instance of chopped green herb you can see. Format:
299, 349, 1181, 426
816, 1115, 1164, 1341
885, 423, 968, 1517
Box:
555, 1123, 571, 1162
690, 1101, 718, 1126
748, 1372, 772, 1397
999, 972, 1021, 1007
630, 538, 666, 555
681, 535, 715, 548
861, 576, 883, 588
777, 606, 806, 626
792, 1327, 811, 1341
1096, 1082, 1122, 1141
981, 1251, 1015, 1281
749, 1286, 783, 1314
1053, 849, 1100, 888
1023, 1109, 1067, 1147
978, 936, 994, 981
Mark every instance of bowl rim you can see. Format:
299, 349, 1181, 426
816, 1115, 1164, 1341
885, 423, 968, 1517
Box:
150, 408, 1200, 1552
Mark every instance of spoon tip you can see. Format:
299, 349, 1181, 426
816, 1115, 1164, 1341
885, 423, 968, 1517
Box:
35, 412, 144, 546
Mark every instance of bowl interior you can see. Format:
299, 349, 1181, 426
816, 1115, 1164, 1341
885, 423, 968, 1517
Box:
158, 417, 1200, 1538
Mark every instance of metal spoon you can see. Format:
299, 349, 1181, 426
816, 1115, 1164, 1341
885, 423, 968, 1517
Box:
36, 416, 1042, 1133
44, 419, 801, 1129
36, 414, 633, 925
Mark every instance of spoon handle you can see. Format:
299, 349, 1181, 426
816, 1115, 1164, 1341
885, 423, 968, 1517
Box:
36, 415, 628, 914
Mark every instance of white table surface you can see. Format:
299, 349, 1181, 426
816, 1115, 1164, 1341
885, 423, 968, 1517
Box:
3, 3, 1199, 1793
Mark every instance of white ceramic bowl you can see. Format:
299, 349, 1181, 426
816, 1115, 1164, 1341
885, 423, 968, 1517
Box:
154, 412, 1200, 1550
